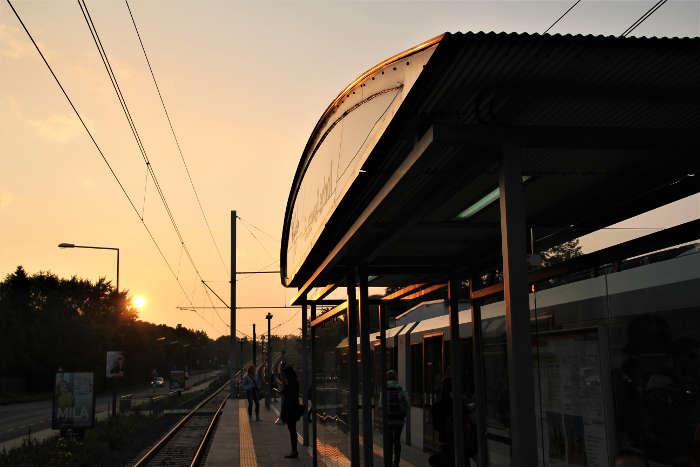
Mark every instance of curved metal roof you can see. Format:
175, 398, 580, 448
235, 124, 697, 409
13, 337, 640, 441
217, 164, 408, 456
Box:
281, 31, 700, 290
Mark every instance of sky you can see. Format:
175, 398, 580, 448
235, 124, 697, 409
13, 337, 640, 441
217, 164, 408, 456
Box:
1, 0, 698, 339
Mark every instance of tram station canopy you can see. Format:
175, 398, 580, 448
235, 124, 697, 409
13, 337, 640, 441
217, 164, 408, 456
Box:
281, 32, 700, 293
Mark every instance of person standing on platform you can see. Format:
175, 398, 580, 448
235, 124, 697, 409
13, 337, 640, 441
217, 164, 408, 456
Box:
242, 365, 261, 421
280, 365, 302, 459
385, 370, 409, 467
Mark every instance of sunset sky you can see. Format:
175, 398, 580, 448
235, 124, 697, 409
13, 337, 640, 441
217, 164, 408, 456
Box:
1, 1, 698, 339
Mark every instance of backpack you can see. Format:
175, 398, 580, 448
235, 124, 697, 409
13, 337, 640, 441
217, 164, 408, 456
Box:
385, 385, 407, 426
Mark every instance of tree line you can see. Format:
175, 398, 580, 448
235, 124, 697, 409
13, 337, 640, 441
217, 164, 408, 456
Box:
0, 266, 229, 394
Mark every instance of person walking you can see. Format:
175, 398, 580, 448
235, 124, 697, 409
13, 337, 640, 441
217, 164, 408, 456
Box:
280, 365, 302, 459
385, 370, 408, 467
242, 365, 261, 421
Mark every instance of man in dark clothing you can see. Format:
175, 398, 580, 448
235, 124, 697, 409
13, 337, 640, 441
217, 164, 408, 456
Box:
385, 370, 408, 467
280, 365, 301, 459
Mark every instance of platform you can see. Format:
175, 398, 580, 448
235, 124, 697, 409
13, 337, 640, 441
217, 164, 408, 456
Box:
205, 399, 311, 467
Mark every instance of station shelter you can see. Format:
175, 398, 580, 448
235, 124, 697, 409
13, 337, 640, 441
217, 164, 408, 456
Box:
279, 32, 700, 467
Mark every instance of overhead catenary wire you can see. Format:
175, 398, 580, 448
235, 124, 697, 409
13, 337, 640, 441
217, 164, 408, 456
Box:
620, 0, 670, 37
239, 219, 275, 261
237, 215, 278, 241
77, 0, 234, 333
5, 0, 221, 334
272, 309, 301, 331
124, 0, 228, 276
200, 280, 250, 337
543, 0, 584, 34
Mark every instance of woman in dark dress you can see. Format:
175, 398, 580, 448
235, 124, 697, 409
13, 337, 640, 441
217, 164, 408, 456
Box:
280, 365, 300, 458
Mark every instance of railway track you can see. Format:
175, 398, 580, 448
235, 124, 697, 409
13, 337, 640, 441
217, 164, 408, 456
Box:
133, 382, 229, 467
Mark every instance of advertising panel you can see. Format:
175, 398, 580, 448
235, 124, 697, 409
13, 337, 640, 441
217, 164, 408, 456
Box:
106, 351, 125, 378
533, 327, 614, 467
52, 372, 95, 429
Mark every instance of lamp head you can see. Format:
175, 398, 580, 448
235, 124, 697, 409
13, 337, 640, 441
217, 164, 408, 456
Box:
58, 243, 75, 248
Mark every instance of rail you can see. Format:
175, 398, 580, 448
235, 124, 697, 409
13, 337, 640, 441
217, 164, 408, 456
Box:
133, 379, 231, 467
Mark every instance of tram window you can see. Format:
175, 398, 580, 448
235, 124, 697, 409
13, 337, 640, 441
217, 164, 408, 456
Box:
409, 343, 423, 406
443, 339, 475, 400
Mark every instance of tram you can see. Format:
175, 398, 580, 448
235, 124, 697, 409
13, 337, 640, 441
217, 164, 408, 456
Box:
371, 243, 700, 462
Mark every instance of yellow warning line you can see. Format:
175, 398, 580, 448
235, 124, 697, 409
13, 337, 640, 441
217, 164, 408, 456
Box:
239, 401, 259, 467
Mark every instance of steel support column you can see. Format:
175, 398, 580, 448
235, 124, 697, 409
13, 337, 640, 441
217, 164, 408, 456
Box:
310, 303, 318, 467
448, 275, 466, 466
470, 277, 489, 467
499, 146, 537, 466
379, 303, 390, 467
347, 271, 361, 466
358, 266, 374, 466
302, 302, 310, 446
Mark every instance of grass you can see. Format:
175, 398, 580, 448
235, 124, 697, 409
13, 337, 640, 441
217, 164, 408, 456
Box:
0, 413, 158, 466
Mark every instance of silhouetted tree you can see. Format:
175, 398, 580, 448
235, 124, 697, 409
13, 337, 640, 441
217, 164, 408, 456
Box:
543, 238, 583, 266
0, 266, 221, 394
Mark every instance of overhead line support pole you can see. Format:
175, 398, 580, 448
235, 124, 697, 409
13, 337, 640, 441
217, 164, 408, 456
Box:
230, 210, 236, 399
266, 312, 273, 409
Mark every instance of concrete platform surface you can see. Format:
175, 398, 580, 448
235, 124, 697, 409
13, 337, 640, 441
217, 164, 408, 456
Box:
205, 399, 311, 467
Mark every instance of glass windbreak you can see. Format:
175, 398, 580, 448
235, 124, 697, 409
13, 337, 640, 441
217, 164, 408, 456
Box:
530, 245, 700, 466
606, 249, 700, 466
481, 300, 512, 467
313, 313, 351, 467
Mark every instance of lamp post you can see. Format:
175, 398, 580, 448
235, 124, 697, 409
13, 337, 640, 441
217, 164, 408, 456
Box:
58, 243, 120, 293
59, 242, 120, 417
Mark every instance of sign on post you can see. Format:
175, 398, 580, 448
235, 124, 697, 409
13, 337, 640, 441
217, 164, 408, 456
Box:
106, 351, 125, 378
52, 372, 95, 430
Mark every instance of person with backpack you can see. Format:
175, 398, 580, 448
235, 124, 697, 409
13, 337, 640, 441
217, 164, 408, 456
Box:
385, 370, 409, 467
242, 365, 261, 421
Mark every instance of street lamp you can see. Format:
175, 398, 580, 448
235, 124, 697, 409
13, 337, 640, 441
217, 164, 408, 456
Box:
58, 243, 120, 292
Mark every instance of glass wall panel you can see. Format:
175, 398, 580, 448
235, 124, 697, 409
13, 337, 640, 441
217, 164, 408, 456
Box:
529, 245, 700, 467
531, 275, 610, 467
607, 249, 700, 466
313, 313, 351, 467
481, 300, 512, 467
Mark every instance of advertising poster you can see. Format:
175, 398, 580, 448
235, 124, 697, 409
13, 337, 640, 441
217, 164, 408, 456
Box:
106, 351, 125, 378
52, 372, 95, 429
533, 328, 611, 467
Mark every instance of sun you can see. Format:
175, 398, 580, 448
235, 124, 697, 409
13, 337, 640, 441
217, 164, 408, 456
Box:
133, 295, 146, 310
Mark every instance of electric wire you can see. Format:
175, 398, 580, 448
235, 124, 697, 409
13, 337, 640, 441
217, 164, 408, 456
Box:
621, 0, 670, 37
239, 219, 275, 263
78, 0, 233, 333
124, 0, 228, 275
237, 215, 278, 241
271, 309, 301, 331
5, 0, 220, 333
544, 0, 584, 34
